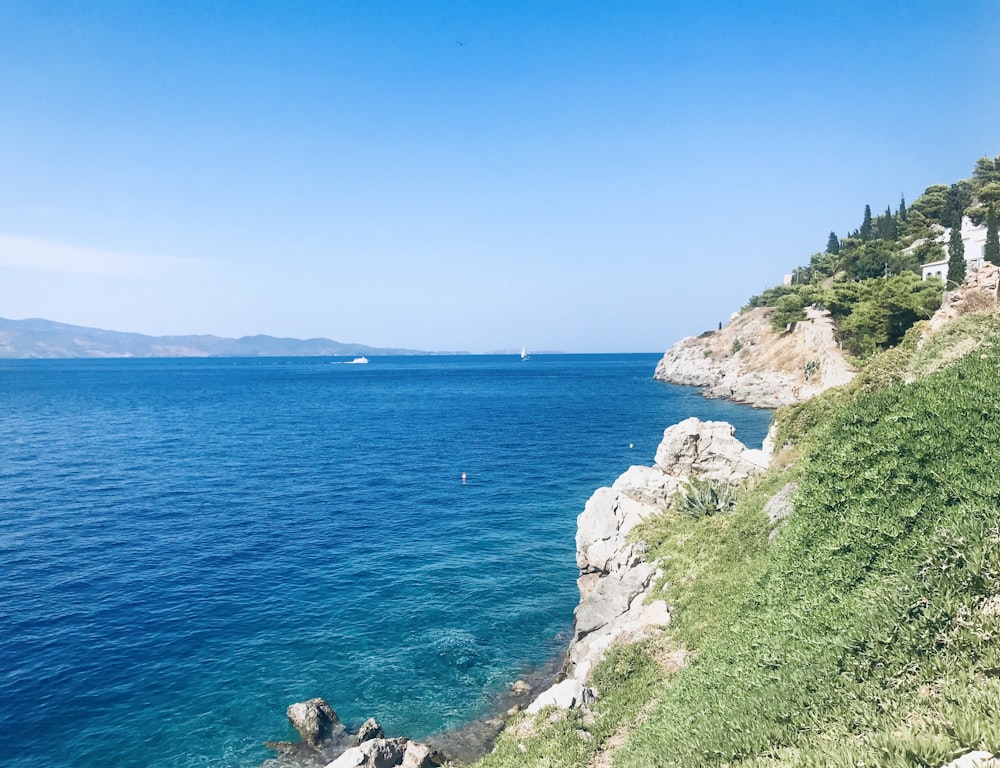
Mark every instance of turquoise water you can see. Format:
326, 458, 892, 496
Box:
0, 354, 771, 768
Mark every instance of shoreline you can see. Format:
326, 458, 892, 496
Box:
262, 364, 778, 768
266, 414, 772, 768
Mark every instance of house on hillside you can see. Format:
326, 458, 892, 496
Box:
920, 216, 989, 281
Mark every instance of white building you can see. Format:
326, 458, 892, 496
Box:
921, 216, 989, 282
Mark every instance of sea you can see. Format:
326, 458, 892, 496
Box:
0, 354, 772, 768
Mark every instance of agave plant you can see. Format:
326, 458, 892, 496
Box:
675, 477, 739, 518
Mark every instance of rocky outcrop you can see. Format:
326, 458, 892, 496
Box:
926, 262, 1000, 334
286, 698, 344, 749
325, 738, 438, 768
268, 700, 440, 768
522, 417, 770, 711
763, 481, 797, 542
525, 678, 594, 714
354, 718, 384, 746
654, 307, 855, 407
940, 752, 999, 768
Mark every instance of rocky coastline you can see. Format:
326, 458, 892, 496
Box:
264, 416, 774, 768
265, 265, 1000, 768
517, 416, 772, 719
263, 307, 823, 768
653, 306, 856, 407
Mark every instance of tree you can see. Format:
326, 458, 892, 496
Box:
826, 231, 840, 254
973, 156, 1000, 188
977, 181, 1000, 207
944, 181, 973, 229
809, 250, 839, 280
842, 239, 912, 281
909, 185, 949, 225
947, 221, 966, 287
860, 204, 874, 241
835, 274, 943, 357
898, 194, 907, 222
986, 205, 1000, 266
878, 206, 897, 240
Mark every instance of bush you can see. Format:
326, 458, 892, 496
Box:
832, 273, 942, 358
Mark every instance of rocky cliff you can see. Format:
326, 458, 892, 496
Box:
926, 262, 1000, 334
653, 307, 856, 408
521, 417, 771, 715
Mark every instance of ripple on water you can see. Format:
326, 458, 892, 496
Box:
0, 355, 772, 768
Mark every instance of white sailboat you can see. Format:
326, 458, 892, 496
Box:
520, 344, 529, 361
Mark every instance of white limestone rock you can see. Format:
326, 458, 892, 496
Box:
654, 307, 855, 407
525, 679, 594, 714
560, 417, 770, 689
354, 717, 384, 746
324, 737, 439, 768
287, 697, 343, 749
926, 262, 1000, 334
940, 751, 999, 768
400, 741, 438, 768
653, 417, 769, 484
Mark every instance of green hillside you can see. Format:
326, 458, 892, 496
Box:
743, 156, 1000, 360
470, 166, 1000, 768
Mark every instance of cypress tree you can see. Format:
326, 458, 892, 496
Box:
944, 182, 973, 230
986, 205, 1000, 266
898, 194, 907, 222
826, 231, 840, 254
879, 206, 897, 240
947, 222, 966, 287
860, 204, 873, 241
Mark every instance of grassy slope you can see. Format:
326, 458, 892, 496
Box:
472, 312, 1000, 768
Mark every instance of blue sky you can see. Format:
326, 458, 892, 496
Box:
1, 1, 998, 352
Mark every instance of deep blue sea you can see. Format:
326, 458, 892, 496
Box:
0, 354, 771, 768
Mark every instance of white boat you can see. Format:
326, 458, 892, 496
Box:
347, 356, 369, 364
520, 345, 529, 361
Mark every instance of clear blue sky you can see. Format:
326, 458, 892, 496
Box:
1, 1, 998, 352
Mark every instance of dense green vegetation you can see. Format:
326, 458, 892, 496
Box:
618, 333, 1000, 768
744, 157, 1000, 358
470, 312, 1000, 768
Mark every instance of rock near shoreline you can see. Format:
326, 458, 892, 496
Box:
266, 698, 441, 768
520, 417, 771, 714
653, 306, 855, 408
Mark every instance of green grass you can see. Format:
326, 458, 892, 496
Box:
616, 347, 1000, 767
471, 642, 667, 768
909, 310, 1000, 379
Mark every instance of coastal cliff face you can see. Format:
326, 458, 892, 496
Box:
653, 307, 855, 408
926, 262, 1000, 334
523, 418, 771, 713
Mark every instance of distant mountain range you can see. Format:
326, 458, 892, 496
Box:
0, 317, 436, 358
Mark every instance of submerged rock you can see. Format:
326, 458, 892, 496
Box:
511, 679, 532, 696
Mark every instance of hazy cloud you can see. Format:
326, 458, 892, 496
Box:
0, 235, 199, 276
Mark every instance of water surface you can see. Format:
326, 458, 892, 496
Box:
0, 354, 771, 768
